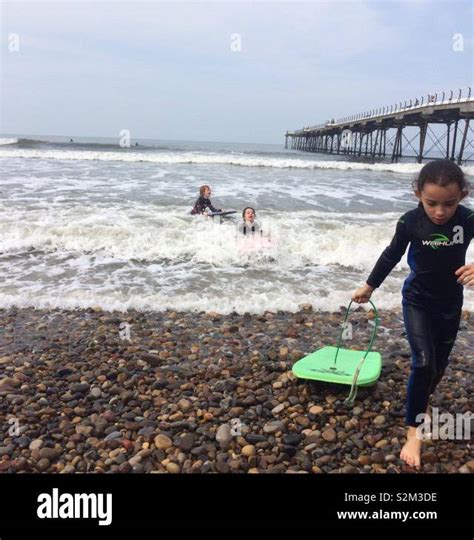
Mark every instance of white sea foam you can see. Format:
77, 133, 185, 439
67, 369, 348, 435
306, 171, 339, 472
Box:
0, 281, 472, 313
2, 141, 473, 314
1, 203, 473, 313
0, 147, 464, 175
0, 138, 19, 146
0, 204, 405, 268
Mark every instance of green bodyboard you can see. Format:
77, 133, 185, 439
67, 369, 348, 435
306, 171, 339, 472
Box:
292, 345, 382, 386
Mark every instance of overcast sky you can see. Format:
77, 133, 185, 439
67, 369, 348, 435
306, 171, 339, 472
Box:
1, 0, 472, 143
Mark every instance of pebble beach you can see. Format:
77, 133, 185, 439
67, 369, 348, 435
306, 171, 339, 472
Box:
0, 305, 472, 474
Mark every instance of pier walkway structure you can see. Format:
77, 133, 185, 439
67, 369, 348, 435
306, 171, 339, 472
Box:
285, 87, 474, 163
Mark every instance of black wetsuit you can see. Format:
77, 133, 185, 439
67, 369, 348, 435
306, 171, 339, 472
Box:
239, 220, 261, 235
367, 203, 474, 426
190, 197, 220, 215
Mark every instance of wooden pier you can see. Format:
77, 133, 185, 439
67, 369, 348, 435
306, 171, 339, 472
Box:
285, 87, 474, 163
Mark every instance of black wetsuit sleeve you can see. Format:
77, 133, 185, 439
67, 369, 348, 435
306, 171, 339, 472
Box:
207, 199, 220, 213
366, 217, 410, 288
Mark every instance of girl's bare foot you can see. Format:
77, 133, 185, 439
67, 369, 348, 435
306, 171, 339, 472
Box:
400, 426, 422, 468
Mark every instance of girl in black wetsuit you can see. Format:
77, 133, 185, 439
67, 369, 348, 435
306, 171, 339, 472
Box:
190, 185, 221, 215
352, 159, 474, 469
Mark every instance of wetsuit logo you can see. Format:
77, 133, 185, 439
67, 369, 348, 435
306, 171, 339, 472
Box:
422, 226, 464, 250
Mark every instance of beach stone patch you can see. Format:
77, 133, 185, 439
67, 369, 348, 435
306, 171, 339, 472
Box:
0, 306, 472, 474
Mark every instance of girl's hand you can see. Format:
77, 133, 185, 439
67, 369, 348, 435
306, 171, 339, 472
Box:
352, 284, 375, 303
455, 264, 474, 288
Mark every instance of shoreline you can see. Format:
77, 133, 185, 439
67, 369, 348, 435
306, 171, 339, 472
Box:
0, 306, 472, 474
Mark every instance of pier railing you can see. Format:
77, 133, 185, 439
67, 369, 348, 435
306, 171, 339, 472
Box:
299, 86, 472, 132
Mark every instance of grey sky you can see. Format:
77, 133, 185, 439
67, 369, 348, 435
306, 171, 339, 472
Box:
1, 0, 473, 143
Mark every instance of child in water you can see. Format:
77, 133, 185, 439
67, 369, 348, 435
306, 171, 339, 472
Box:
190, 185, 221, 215
352, 159, 473, 468
238, 207, 261, 235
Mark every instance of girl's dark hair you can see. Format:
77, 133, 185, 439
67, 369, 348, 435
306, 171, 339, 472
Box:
242, 206, 256, 218
413, 159, 470, 194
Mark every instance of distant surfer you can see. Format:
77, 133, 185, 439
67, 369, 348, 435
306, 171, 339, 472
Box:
190, 185, 222, 215
238, 207, 261, 235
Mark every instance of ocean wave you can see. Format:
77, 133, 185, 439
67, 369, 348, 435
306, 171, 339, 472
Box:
0, 288, 404, 313
0, 147, 453, 174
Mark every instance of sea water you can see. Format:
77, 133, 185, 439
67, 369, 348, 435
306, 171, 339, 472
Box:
0, 135, 472, 313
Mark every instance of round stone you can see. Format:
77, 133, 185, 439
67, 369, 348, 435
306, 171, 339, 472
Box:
37, 458, 50, 472
309, 406, 323, 415
322, 428, 337, 443
216, 424, 232, 445
29, 439, 44, 451
166, 462, 180, 474
154, 434, 173, 450
241, 445, 255, 457
373, 415, 386, 426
